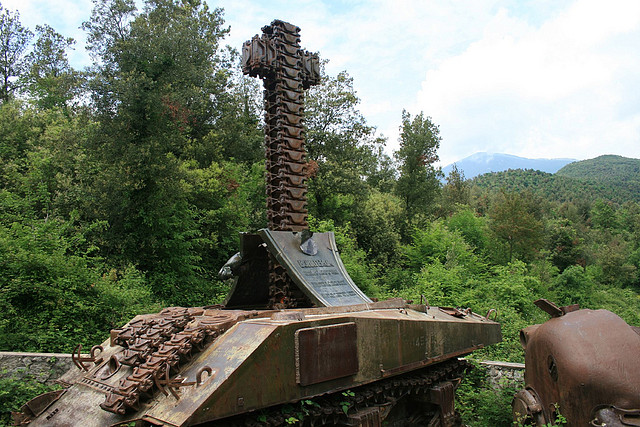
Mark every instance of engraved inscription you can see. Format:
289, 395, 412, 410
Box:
260, 229, 371, 306
297, 259, 334, 268
298, 261, 358, 303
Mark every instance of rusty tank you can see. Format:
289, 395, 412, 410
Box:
513, 299, 640, 426
14, 20, 501, 427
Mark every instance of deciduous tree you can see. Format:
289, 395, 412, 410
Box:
488, 190, 544, 263
24, 24, 82, 110
0, 5, 32, 103
305, 69, 385, 224
394, 110, 442, 225
82, 0, 232, 301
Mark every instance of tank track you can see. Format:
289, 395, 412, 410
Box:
100, 307, 254, 414
213, 359, 469, 427
245, 19, 316, 233
242, 20, 320, 310
267, 255, 312, 309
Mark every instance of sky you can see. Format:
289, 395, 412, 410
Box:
3, 0, 640, 166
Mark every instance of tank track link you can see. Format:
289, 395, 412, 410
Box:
100, 307, 254, 415
242, 20, 320, 310
258, 20, 310, 233
267, 255, 312, 309
215, 358, 469, 427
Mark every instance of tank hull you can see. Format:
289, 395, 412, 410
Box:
27, 300, 500, 426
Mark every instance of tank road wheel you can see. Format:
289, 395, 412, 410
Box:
368, 382, 461, 427
376, 396, 440, 427
512, 388, 548, 426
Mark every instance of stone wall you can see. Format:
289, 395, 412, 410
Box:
480, 360, 525, 389
0, 352, 76, 384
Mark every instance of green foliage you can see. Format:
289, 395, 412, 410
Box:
340, 390, 355, 415
394, 110, 442, 223
0, 218, 159, 352
23, 24, 82, 110
351, 190, 403, 266
556, 155, 640, 186
551, 265, 594, 307
0, 372, 61, 426
306, 69, 385, 227
456, 361, 521, 427
2, 4, 640, 425
591, 199, 619, 230
446, 206, 489, 253
78, 0, 242, 304
472, 161, 640, 204
488, 190, 544, 263
546, 219, 584, 272
441, 164, 470, 215
0, 5, 32, 103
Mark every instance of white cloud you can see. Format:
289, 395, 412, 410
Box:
5, 0, 639, 166
416, 0, 640, 165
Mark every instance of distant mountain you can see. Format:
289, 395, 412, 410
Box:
442, 152, 575, 180
470, 155, 640, 204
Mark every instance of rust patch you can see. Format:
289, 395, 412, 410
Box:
295, 322, 358, 386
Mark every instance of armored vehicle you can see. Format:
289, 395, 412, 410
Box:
14, 20, 501, 427
513, 299, 640, 426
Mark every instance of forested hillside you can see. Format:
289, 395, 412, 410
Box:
557, 154, 640, 183
1, 1, 640, 424
472, 156, 640, 204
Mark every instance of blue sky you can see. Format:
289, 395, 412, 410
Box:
4, 0, 640, 165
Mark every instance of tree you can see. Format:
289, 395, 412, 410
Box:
488, 190, 544, 263
547, 219, 584, 271
23, 24, 82, 110
441, 163, 470, 215
351, 190, 403, 266
81, 0, 232, 301
0, 5, 32, 103
205, 69, 264, 165
446, 206, 489, 253
394, 110, 442, 225
305, 69, 385, 225
591, 199, 619, 231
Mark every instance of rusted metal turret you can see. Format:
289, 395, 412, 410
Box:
513, 299, 640, 426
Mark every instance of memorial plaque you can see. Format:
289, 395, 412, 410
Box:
258, 229, 372, 307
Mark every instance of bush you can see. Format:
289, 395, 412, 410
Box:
456, 361, 521, 427
0, 372, 61, 426
0, 219, 160, 353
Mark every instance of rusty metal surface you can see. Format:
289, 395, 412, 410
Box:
183, 305, 500, 425
241, 19, 319, 233
515, 300, 640, 425
213, 358, 470, 427
27, 301, 499, 426
429, 381, 457, 427
295, 322, 358, 386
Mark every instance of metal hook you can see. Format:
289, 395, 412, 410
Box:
485, 308, 498, 321
72, 344, 103, 371
196, 366, 216, 386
